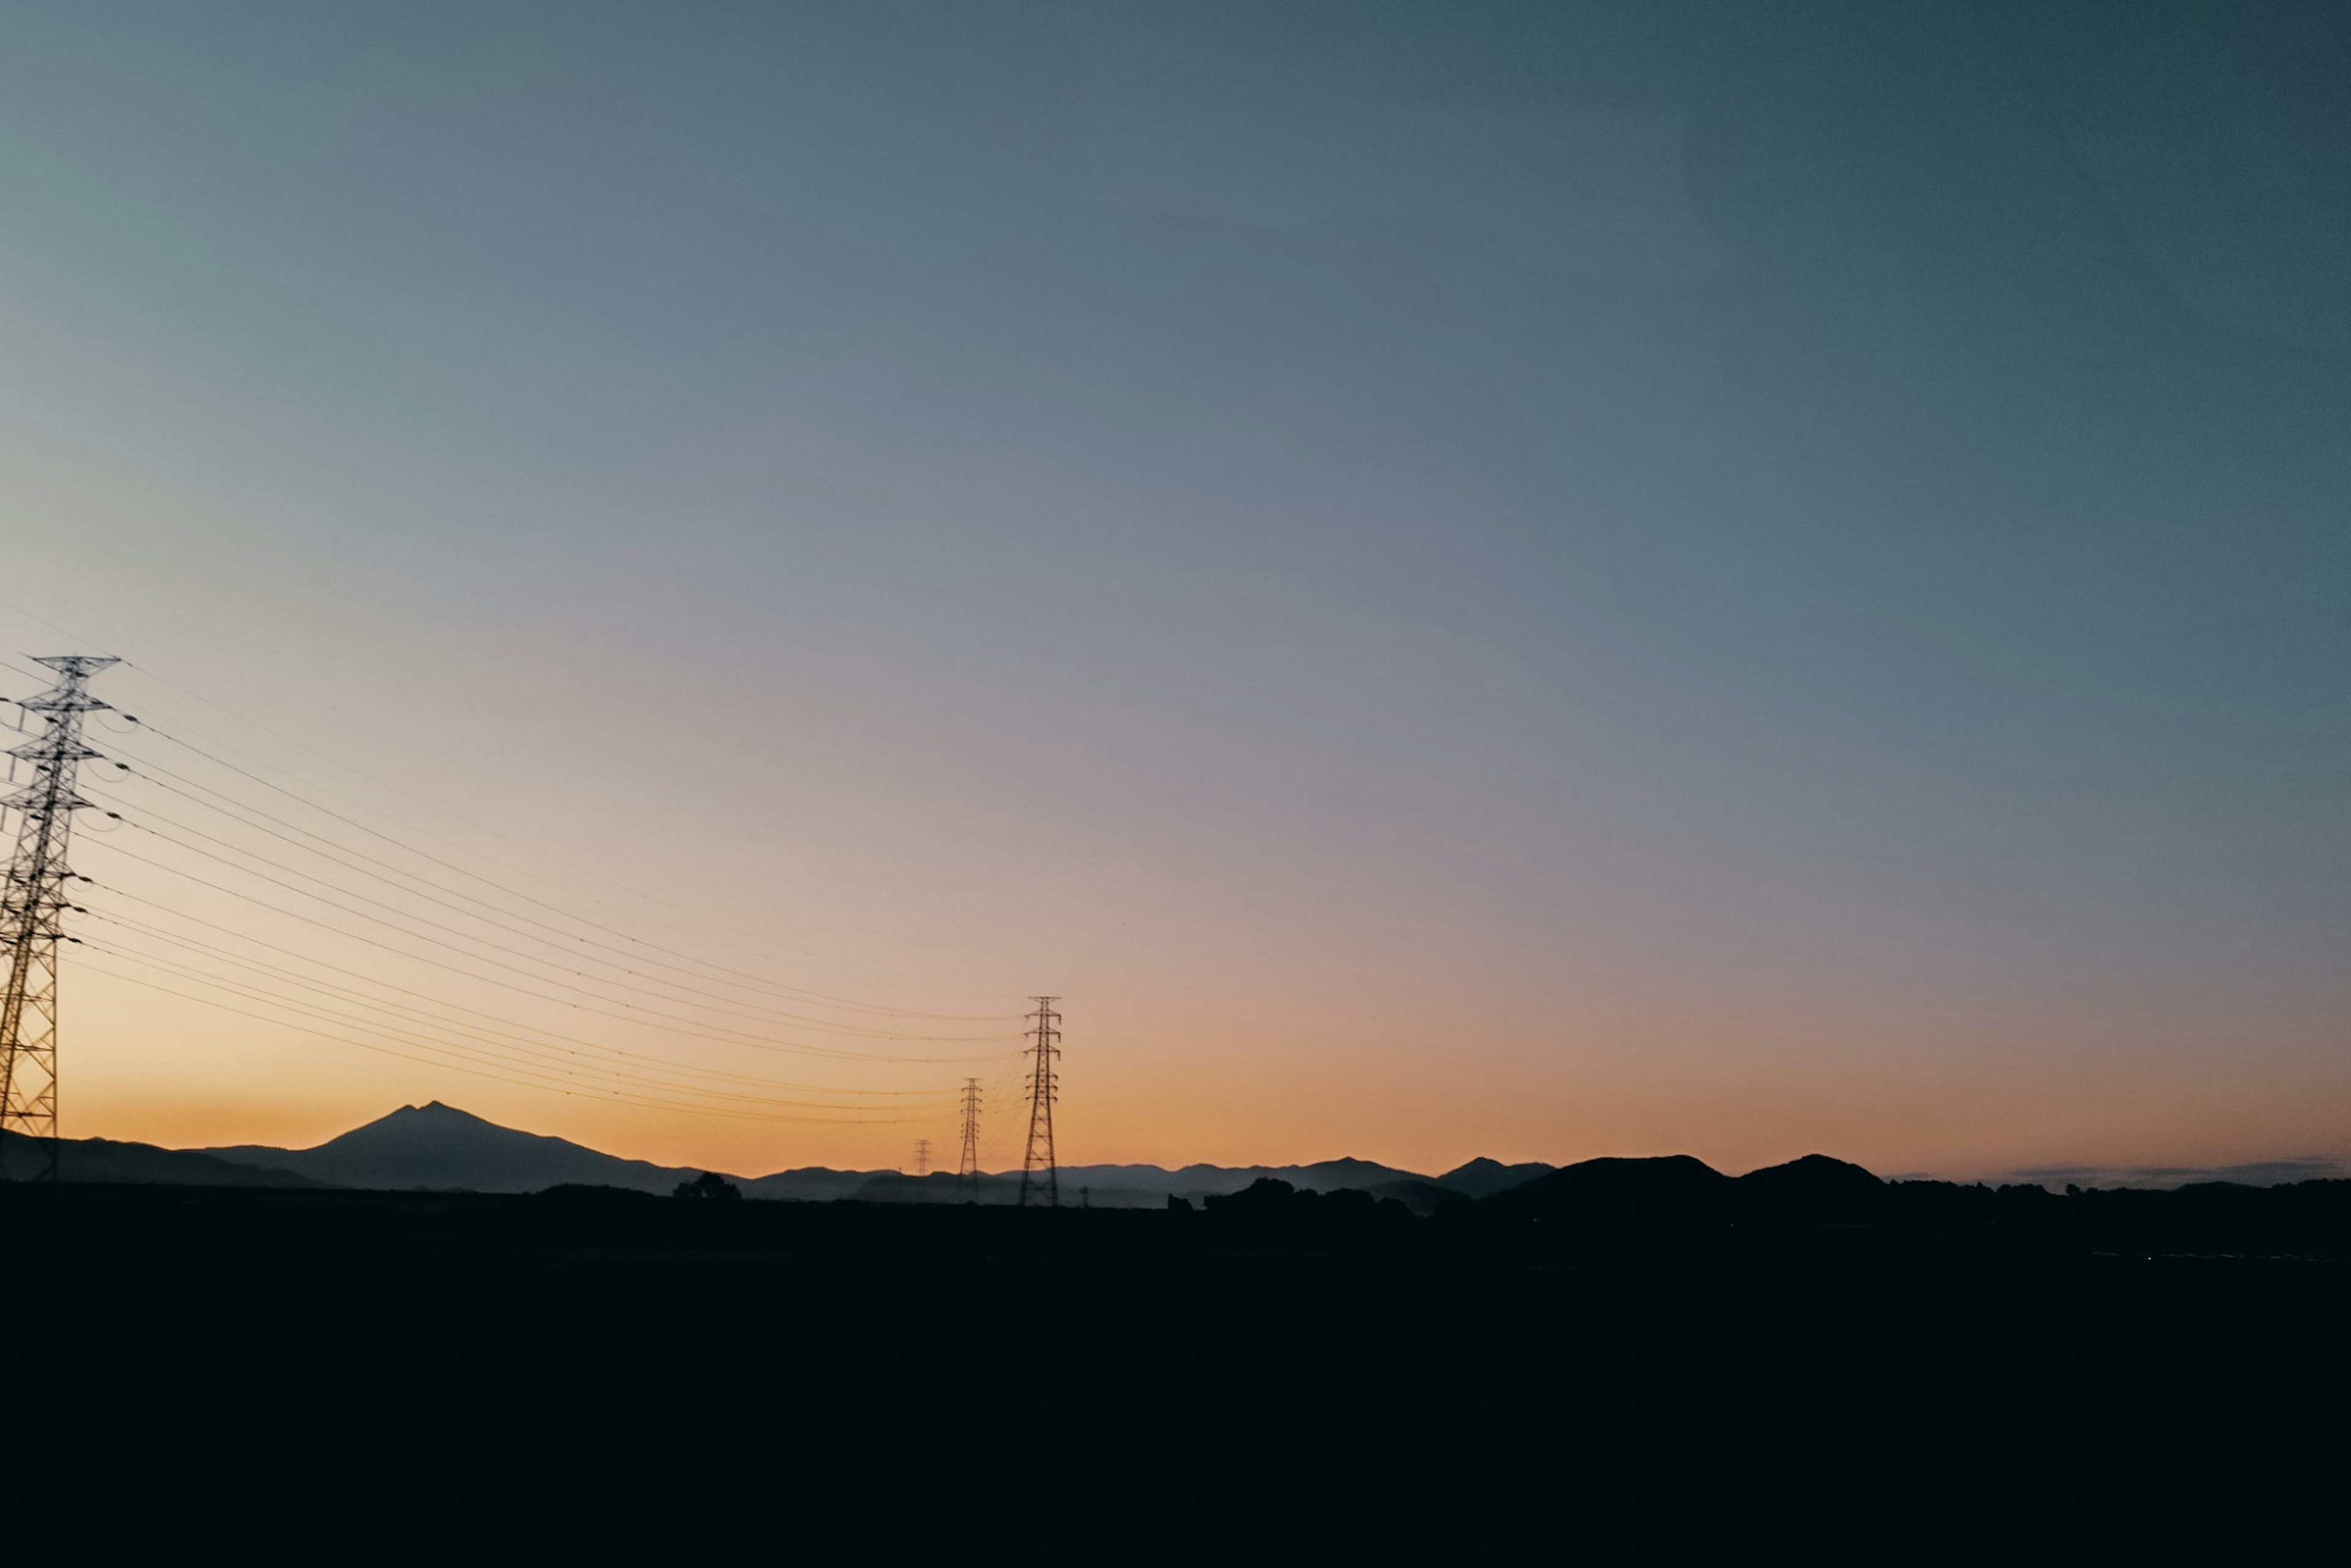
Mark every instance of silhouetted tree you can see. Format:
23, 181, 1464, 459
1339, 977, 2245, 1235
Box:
672, 1171, 742, 1201
1204, 1176, 1297, 1213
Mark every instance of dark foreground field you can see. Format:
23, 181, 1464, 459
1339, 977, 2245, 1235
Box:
15, 1177, 2348, 1557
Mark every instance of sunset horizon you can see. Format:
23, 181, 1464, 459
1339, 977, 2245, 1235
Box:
4, 3, 2344, 1549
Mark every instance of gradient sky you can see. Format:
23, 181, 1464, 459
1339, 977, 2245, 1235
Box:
1, 1, 2344, 1181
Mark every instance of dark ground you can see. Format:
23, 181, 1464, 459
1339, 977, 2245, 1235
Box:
13, 1177, 2347, 1558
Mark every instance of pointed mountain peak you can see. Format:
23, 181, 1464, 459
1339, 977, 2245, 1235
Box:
383, 1101, 496, 1128
214, 1103, 714, 1195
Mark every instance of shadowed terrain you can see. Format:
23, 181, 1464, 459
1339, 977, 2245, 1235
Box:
186, 1103, 1556, 1207
15, 1159, 2344, 1555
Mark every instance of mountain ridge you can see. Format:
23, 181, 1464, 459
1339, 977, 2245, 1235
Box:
0, 1128, 326, 1188
203, 1101, 723, 1195
192, 1103, 1565, 1202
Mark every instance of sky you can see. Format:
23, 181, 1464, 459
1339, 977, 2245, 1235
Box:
1, 0, 2345, 1182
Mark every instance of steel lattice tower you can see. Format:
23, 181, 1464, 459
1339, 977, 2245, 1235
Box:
911, 1138, 932, 1177
956, 1076, 982, 1196
1017, 996, 1060, 1208
0, 656, 117, 1182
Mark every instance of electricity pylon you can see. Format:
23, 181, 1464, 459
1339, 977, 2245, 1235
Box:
912, 1138, 932, 1177
1017, 996, 1060, 1208
956, 1077, 981, 1197
1, 656, 117, 1182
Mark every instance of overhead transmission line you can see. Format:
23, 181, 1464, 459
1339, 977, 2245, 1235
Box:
80, 958, 943, 1125
101, 651, 732, 921
102, 708, 1004, 1022
81, 783, 1007, 1042
94, 751, 983, 1030
3, 637, 1039, 1131
2, 625, 1006, 1026
75, 934, 942, 1116
81, 909, 948, 1098
78, 861, 1018, 1069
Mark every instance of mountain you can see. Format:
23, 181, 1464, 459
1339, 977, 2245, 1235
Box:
177, 1100, 1658, 1207
836, 1165, 1472, 1212
1363, 1178, 1471, 1215
1435, 1157, 1556, 1199
782, 1158, 1453, 1209
1485, 1154, 1736, 1221
739, 1166, 893, 1202
204, 1101, 727, 1195
1059, 1158, 1432, 1206
1736, 1153, 1885, 1220
0, 1129, 324, 1188
1483, 1152, 1906, 1233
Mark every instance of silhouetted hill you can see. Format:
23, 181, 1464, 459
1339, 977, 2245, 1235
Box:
0, 1130, 326, 1188
839, 1166, 1447, 1209
160, 1098, 1702, 1206
1482, 1152, 1911, 1235
187, 1103, 1551, 1202
1736, 1153, 1886, 1221
1043, 1157, 1430, 1206
1493, 1153, 1733, 1214
852, 1172, 1021, 1204
1365, 1179, 1468, 1215
205, 1102, 727, 1194
738, 1166, 892, 1202
837, 1158, 1443, 1207
1436, 1157, 1554, 1199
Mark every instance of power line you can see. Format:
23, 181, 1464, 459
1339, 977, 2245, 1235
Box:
94, 742, 1013, 1026
82, 912, 947, 1100
76, 832, 1021, 1065
1, 641, 1050, 1154
78, 866, 1019, 1068
108, 713, 1005, 1021
105, 655, 729, 921
81, 782, 1003, 1041
81, 958, 940, 1125
83, 937, 774, 1108
78, 934, 943, 1116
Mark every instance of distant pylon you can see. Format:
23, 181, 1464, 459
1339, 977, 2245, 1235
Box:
911, 1138, 932, 1177
0, 656, 118, 1182
1017, 996, 1060, 1208
956, 1077, 982, 1196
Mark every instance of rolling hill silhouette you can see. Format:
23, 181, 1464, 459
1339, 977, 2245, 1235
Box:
0, 1129, 323, 1188
1496, 1153, 1733, 1212
1736, 1152, 1886, 1220
838, 1157, 1521, 1210
1488, 1151, 1895, 1221
1438, 1156, 1558, 1199
85, 1101, 1886, 1212
739, 1166, 894, 1202
187, 1104, 1562, 1202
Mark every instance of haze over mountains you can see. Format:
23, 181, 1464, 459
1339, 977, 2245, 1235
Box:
182, 1102, 1553, 1207
12, 1103, 2334, 1201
